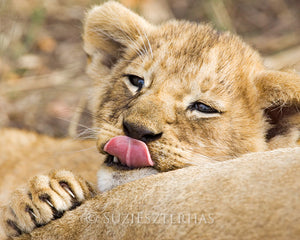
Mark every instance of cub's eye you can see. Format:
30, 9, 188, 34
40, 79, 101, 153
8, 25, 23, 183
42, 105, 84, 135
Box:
189, 102, 220, 114
125, 74, 144, 91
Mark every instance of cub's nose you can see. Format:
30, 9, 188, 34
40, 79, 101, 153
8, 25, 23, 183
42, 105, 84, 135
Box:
123, 120, 163, 143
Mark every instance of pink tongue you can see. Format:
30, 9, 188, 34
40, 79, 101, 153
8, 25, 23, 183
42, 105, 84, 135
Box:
103, 136, 154, 168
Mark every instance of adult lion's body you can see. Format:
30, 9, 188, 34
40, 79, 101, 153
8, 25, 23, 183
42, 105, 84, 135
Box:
1, 1, 300, 239
13, 147, 300, 240
0, 129, 102, 203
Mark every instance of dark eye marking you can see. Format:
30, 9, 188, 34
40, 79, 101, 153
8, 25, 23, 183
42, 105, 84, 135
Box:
124, 74, 144, 91
189, 102, 220, 114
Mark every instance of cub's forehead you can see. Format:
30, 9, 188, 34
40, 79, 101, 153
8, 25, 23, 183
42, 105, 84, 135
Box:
134, 21, 263, 95
152, 21, 220, 59
148, 21, 259, 72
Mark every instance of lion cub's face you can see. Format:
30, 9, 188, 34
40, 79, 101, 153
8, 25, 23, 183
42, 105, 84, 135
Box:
84, 2, 300, 171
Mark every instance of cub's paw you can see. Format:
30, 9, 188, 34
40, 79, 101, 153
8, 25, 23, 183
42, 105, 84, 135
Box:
0, 170, 96, 237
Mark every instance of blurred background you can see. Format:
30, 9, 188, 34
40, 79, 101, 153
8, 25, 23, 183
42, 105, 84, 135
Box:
0, 0, 300, 138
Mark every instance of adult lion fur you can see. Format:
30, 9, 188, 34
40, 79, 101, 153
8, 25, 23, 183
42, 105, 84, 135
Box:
12, 147, 300, 240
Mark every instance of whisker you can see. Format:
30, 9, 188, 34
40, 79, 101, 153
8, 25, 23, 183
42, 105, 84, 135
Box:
113, 21, 144, 57
52, 146, 98, 158
142, 28, 153, 59
129, 18, 148, 56
78, 109, 115, 126
75, 128, 98, 140
118, 20, 146, 56
55, 116, 101, 140
56, 116, 95, 131
63, 146, 97, 154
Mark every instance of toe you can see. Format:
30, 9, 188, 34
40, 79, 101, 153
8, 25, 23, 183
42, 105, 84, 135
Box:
29, 175, 69, 224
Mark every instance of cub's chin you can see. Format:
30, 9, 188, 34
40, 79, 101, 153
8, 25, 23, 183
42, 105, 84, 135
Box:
97, 155, 159, 192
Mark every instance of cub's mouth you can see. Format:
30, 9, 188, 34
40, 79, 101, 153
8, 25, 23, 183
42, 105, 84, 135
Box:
103, 136, 154, 169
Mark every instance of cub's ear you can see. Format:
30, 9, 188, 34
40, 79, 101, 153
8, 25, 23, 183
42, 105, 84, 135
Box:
83, 1, 154, 72
255, 70, 300, 149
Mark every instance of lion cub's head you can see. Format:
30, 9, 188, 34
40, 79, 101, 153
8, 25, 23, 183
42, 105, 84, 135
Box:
83, 2, 300, 172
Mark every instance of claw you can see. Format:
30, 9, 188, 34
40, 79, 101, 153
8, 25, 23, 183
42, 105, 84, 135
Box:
62, 185, 75, 198
45, 199, 54, 208
59, 181, 76, 199
39, 194, 54, 208
25, 205, 38, 224
30, 210, 37, 219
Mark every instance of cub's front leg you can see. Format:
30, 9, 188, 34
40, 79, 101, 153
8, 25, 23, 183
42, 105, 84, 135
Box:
0, 170, 96, 238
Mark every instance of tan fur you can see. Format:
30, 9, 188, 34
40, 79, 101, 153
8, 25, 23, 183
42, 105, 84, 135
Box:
0, 1, 300, 239
11, 148, 300, 240
0, 128, 102, 203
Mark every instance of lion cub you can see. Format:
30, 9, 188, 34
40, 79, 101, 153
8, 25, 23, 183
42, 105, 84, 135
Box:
1, 1, 299, 238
